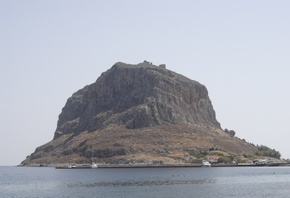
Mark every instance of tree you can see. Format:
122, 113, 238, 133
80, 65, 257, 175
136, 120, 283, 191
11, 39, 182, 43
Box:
224, 128, 235, 137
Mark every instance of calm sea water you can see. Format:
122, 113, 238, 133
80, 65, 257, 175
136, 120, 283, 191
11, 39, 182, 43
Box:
1, 166, 290, 198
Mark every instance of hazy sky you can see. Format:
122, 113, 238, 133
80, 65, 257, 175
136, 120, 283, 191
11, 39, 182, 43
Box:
1, 1, 290, 165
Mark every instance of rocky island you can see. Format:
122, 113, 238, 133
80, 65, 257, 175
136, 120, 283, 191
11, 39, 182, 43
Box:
20, 61, 281, 167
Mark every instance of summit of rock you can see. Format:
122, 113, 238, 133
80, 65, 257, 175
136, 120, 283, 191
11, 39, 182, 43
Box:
54, 61, 220, 139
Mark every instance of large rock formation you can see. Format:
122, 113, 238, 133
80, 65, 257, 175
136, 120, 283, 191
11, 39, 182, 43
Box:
21, 61, 258, 166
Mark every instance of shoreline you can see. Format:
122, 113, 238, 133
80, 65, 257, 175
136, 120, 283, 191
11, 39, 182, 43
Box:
18, 162, 290, 169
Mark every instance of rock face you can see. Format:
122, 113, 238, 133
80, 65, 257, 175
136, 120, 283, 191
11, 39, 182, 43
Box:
55, 61, 220, 139
21, 61, 258, 166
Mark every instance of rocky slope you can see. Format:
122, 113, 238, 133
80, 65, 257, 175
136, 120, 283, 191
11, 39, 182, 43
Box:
21, 61, 258, 166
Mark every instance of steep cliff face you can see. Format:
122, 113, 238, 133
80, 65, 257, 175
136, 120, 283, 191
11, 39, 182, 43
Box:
54, 62, 220, 139
21, 62, 258, 166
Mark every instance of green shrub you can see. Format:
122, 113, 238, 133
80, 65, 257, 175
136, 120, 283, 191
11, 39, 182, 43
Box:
218, 155, 234, 164
255, 145, 281, 159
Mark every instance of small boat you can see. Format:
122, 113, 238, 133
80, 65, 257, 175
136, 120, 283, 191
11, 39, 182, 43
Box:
91, 162, 98, 168
202, 160, 211, 167
91, 152, 98, 168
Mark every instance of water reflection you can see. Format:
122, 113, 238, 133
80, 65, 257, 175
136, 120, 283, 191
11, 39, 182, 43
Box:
67, 178, 216, 188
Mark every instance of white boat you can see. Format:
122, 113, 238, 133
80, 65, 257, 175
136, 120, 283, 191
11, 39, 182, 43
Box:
202, 160, 211, 167
91, 162, 98, 168
91, 152, 98, 168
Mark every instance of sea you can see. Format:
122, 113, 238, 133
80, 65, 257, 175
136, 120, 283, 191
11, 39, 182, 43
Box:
1, 166, 290, 198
